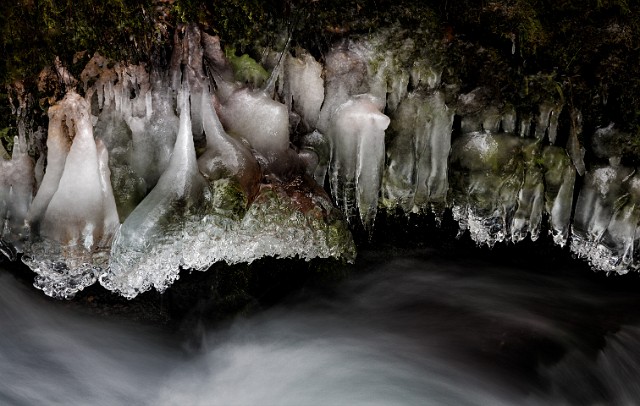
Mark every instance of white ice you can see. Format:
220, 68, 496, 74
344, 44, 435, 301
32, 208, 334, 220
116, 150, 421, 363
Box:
24, 91, 119, 298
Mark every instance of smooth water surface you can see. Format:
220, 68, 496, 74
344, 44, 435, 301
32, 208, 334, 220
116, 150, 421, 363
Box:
2, 248, 640, 405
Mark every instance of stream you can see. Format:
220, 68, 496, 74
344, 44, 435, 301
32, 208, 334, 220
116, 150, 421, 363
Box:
2, 247, 640, 405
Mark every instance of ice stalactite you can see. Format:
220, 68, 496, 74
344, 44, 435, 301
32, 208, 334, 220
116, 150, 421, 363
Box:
570, 161, 640, 274
197, 90, 261, 198
101, 89, 208, 298
0, 124, 34, 260
534, 101, 563, 143
317, 39, 391, 230
284, 51, 325, 129
23, 91, 119, 299
449, 130, 575, 247
382, 90, 454, 214
570, 124, 640, 273
567, 108, 586, 176
450, 132, 525, 247
327, 95, 389, 230
541, 146, 576, 246
7, 21, 640, 298
216, 86, 290, 167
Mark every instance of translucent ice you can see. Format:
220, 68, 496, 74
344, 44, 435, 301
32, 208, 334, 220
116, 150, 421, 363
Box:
327, 95, 390, 229
216, 86, 290, 166
0, 126, 34, 259
284, 51, 324, 128
541, 146, 575, 246
197, 89, 261, 199
534, 101, 563, 143
382, 90, 454, 213
450, 132, 525, 247
24, 91, 119, 299
571, 161, 640, 274
101, 90, 208, 298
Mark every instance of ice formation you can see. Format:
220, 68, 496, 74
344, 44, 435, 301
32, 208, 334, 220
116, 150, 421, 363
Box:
0, 25, 358, 299
0, 124, 34, 259
4, 24, 640, 298
449, 131, 575, 248
382, 90, 454, 214
24, 91, 120, 299
570, 159, 640, 274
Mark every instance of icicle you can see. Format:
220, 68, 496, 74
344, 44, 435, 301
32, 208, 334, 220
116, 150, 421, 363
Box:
534, 101, 564, 143
566, 108, 586, 176
541, 146, 576, 246
0, 129, 35, 259
450, 133, 526, 247
328, 95, 390, 230
570, 162, 639, 274
103, 87, 208, 298
24, 91, 119, 299
284, 51, 325, 128
198, 90, 261, 199
511, 141, 544, 243
382, 91, 453, 213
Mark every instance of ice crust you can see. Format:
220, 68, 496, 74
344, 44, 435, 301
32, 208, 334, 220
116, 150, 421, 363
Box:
4, 25, 640, 298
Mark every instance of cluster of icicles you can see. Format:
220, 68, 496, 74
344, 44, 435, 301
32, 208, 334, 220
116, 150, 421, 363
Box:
2, 25, 639, 299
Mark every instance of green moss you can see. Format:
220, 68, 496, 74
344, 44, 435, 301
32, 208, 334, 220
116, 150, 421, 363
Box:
224, 47, 270, 87
0, 126, 14, 156
210, 178, 248, 221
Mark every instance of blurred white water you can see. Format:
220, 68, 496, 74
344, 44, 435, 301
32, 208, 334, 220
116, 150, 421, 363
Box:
3, 248, 640, 405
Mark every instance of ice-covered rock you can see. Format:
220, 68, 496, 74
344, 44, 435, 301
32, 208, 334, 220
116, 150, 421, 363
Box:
10, 22, 640, 299
24, 91, 119, 299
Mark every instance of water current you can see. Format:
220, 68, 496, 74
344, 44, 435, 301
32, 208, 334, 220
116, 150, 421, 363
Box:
2, 246, 640, 405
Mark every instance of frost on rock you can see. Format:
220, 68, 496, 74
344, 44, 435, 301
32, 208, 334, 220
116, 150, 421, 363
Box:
571, 161, 640, 274
382, 90, 454, 214
23, 92, 119, 299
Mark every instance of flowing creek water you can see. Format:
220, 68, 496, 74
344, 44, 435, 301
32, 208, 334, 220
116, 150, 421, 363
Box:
2, 245, 640, 405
